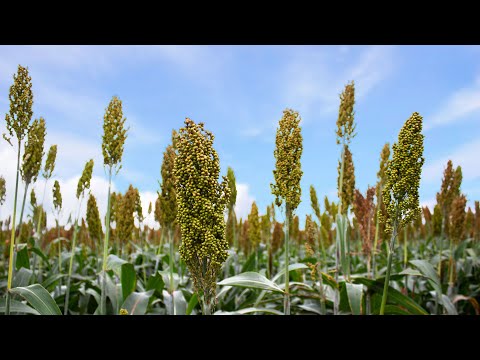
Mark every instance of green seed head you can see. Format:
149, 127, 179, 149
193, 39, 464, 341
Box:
449, 194, 466, 243
158, 130, 177, 229
77, 159, 94, 199
0, 176, 6, 206
271, 108, 303, 212
4, 65, 34, 144
336, 81, 357, 145
338, 145, 355, 214
30, 188, 37, 210
43, 144, 57, 179
148, 201, 152, 215
310, 185, 321, 221
247, 201, 261, 247
436, 160, 462, 214
381, 112, 425, 234
117, 185, 136, 244
52, 180, 62, 211
226, 166, 237, 211
174, 118, 230, 305
433, 204, 442, 236
376, 143, 391, 198
86, 193, 103, 241
21, 118, 46, 185
119, 308, 128, 315
134, 188, 143, 222
102, 96, 127, 171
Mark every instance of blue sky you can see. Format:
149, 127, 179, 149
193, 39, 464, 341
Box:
1, 45, 480, 228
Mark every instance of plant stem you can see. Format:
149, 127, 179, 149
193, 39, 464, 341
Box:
284, 204, 291, 315
64, 197, 83, 315
447, 238, 455, 297
380, 221, 398, 315
6, 141, 22, 315
169, 227, 174, 293
101, 168, 112, 315
32, 179, 48, 281
438, 236, 443, 278
334, 143, 346, 315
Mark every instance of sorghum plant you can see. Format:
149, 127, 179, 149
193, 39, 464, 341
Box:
271, 108, 303, 315
174, 118, 230, 315
379, 112, 424, 315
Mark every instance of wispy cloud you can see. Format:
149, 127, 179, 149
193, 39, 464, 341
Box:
422, 138, 480, 183
426, 75, 480, 131
235, 183, 255, 220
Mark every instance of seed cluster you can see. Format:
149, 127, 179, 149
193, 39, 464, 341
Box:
52, 180, 62, 211
353, 186, 376, 254
247, 202, 261, 248
117, 185, 136, 243
382, 112, 425, 234
174, 118, 230, 305
158, 130, 178, 229
86, 193, 103, 242
102, 96, 127, 170
4, 65, 33, 144
0, 176, 6, 206
336, 81, 357, 145
271, 109, 303, 211
337, 145, 355, 214
449, 194, 466, 243
21, 118, 46, 185
310, 185, 321, 221
43, 145, 57, 180
77, 159, 94, 199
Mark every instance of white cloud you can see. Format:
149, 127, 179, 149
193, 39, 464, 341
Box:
275, 45, 396, 133
426, 76, 480, 131
422, 138, 480, 184
234, 183, 255, 220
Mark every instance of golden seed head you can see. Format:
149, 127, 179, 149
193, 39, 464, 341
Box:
158, 130, 177, 229
0, 176, 6, 206
174, 117, 230, 305
247, 201, 261, 247
52, 180, 62, 211
77, 159, 94, 199
119, 308, 128, 315
86, 193, 103, 241
43, 144, 57, 179
338, 145, 355, 214
310, 185, 321, 221
336, 81, 357, 145
21, 118, 46, 185
4, 65, 34, 144
271, 108, 303, 212
381, 112, 425, 234
102, 96, 127, 170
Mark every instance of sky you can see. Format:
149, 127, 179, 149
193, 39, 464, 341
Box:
0, 45, 480, 230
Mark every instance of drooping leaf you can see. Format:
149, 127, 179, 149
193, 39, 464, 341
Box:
12, 268, 33, 288
346, 282, 363, 315
0, 298, 40, 315
106, 255, 136, 301
121, 290, 154, 315
218, 272, 284, 293
16, 245, 30, 270
10, 284, 61, 315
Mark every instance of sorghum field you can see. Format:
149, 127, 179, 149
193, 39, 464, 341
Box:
0, 64, 479, 316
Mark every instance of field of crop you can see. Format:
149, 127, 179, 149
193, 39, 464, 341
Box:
0, 64, 479, 316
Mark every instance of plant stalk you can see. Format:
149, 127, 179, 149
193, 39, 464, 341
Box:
380, 221, 398, 315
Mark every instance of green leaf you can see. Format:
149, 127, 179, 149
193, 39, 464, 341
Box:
272, 263, 309, 283
371, 304, 411, 315
163, 290, 187, 315
30, 246, 49, 264
234, 307, 283, 315
41, 274, 65, 291
241, 252, 257, 273
441, 295, 458, 315
0, 298, 40, 315
145, 272, 165, 296
16, 245, 30, 270
346, 282, 363, 315
121, 290, 154, 315
410, 259, 442, 298
398, 268, 424, 277
12, 268, 33, 288
106, 255, 137, 301
10, 284, 61, 315
218, 272, 284, 293
354, 277, 428, 315
336, 214, 349, 278
298, 303, 324, 315
186, 293, 198, 315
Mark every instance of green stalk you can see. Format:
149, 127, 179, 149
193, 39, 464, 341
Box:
284, 204, 291, 315
5, 141, 22, 315
16, 182, 30, 244
100, 168, 112, 315
380, 221, 398, 315
64, 197, 83, 315
169, 227, 174, 293
334, 143, 346, 315
447, 238, 455, 297
438, 236, 443, 278
403, 226, 408, 268
32, 179, 48, 281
